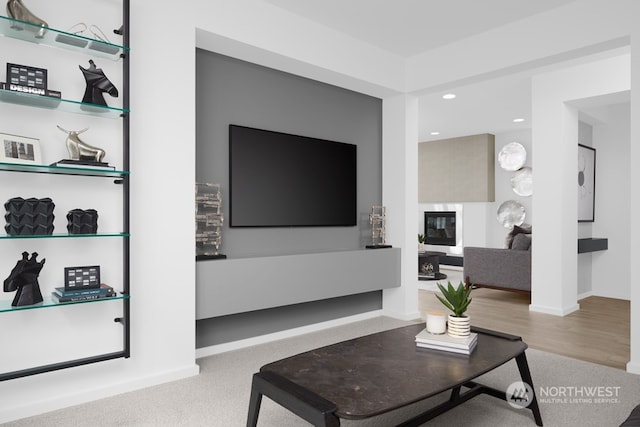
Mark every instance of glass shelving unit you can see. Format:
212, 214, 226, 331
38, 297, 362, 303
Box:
0, 87, 128, 118
0, 294, 130, 313
0, 15, 128, 60
0, 1, 131, 382
0, 161, 129, 177
0, 232, 129, 240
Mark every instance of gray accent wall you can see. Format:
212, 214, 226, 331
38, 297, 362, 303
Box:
196, 49, 383, 257
195, 49, 387, 347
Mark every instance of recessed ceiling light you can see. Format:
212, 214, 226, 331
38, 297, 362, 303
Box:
442, 93, 456, 100
513, 118, 525, 123
430, 131, 440, 136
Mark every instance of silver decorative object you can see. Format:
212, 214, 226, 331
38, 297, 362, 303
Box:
510, 167, 533, 197
368, 205, 388, 247
6, 0, 48, 38
498, 142, 527, 171
57, 126, 106, 163
497, 200, 526, 228
196, 183, 224, 258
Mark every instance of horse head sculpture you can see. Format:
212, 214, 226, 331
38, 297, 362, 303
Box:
57, 125, 106, 163
79, 60, 119, 107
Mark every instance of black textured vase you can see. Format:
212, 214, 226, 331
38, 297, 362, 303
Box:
4, 197, 55, 235
66, 209, 98, 234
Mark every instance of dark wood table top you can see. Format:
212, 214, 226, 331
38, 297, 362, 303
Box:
260, 323, 527, 420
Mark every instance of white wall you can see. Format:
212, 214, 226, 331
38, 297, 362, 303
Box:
589, 102, 631, 300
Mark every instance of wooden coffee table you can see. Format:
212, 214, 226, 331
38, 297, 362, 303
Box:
247, 324, 542, 426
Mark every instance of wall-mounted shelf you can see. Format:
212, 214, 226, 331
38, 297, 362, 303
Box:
0, 88, 128, 118
0, 294, 129, 313
0, 15, 127, 60
0, 161, 129, 177
578, 238, 608, 253
0, 232, 129, 240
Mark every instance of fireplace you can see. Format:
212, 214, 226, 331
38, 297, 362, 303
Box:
424, 211, 456, 246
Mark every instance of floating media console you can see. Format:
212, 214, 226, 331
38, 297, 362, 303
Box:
195, 248, 401, 319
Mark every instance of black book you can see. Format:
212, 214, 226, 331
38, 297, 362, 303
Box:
50, 159, 115, 170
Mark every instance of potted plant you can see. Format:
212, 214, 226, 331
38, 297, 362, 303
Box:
418, 234, 426, 252
435, 281, 472, 337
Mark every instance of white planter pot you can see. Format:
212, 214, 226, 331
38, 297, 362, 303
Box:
418, 243, 426, 252
447, 314, 471, 338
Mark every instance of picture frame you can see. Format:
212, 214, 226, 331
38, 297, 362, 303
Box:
0, 132, 42, 165
578, 143, 596, 222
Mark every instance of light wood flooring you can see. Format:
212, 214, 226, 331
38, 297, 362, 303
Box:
418, 286, 630, 370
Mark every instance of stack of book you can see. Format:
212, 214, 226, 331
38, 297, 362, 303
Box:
51, 283, 116, 303
415, 328, 478, 355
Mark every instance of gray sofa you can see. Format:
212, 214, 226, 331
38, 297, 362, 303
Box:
463, 244, 531, 292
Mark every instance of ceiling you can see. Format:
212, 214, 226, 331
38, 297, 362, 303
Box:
265, 0, 575, 57
264, 0, 627, 142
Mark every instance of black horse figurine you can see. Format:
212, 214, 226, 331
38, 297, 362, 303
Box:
3, 251, 45, 306
79, 60, 119, 107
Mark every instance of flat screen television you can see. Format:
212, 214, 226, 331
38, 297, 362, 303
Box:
424, 211, 456, 246
229, 125, 357, 227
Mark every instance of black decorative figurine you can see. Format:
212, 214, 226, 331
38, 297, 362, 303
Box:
3, 251, 45, 306
79, 60, 118, 107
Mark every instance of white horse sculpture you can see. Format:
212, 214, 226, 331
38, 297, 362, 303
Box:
56, 125, 106, 163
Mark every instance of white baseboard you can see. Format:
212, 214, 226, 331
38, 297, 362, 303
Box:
626, 361, 640, 375
529, 303, 580, 316
578, 290, 594, 300
0, 364, 200, 424
195, 310, 384, 358
382, 309, 421, 321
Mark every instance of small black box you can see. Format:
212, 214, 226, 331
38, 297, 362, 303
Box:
64, 266, 101, 290
6, 63, 48, 90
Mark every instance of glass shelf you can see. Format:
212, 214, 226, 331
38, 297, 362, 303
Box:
0, 161, 129, 177
0, 15, 128, 60
0, 293, 129, 313
0, 232, 130, 240
0, 88, 128, 118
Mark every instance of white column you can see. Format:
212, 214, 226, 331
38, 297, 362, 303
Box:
530, 95, 580, 315
530, 55, 630, 316
381, 94, 420, 320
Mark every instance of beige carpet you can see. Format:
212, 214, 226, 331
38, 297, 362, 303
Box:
3, 316, 639, 426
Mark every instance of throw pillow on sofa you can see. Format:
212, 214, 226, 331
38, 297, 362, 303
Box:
511, 233, 532, 251
505, 224, 532, 248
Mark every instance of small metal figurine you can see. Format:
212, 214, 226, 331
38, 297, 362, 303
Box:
6, 0, 48, 38
3, 251, 45, 306
79, 60, 119, 107
57, 125, 106, 163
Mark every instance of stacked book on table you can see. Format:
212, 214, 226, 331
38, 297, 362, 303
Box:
415, 328, 478, 355
51, 283, 116, 303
